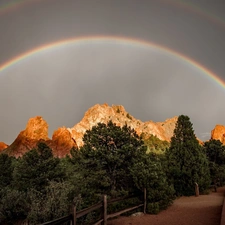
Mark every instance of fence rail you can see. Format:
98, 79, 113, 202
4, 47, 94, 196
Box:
40, 188, 146, 225
41, 215, 72, 225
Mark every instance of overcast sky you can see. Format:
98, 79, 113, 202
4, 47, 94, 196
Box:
0, 0, 225, 144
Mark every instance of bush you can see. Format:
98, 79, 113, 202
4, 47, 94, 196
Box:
0, 154, 15, 189
131, 153, 175, 214
0, 188, 28, 223
147, 202, 160, 214
27, 181, 74, 224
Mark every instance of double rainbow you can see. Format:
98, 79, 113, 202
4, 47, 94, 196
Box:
0, 36, 225, 90
0, 1, 224, 89
1, 0, 225, 28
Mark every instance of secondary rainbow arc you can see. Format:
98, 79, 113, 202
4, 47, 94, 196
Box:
0, 35, 224, 90
0, 0, 44, 15
1, 0, 225, 28
162, 0, 225, 28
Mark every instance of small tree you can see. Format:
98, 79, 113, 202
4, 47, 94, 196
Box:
166, 115, 210, 196
0, 154, 15, 189
0, 188, 28, 223
27, 181, 74, 224
77, 121, 146, 198
143, 134, 170, 154
203, 139, 225, 185
13, 142, 65, 192
131, 153, 175, 214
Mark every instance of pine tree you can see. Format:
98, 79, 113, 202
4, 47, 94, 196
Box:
203, 139, 225, 185
0, 154, 15, 189
13, 142, 65, 192
131, 153, 175, 214
166, 115, 210, 196
77, 121, 146, 198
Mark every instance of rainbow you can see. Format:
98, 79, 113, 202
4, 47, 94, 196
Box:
1, 0, 225, 28
161, 0, 225, 28
0, 35, 225, 90
0, 0, 44, 15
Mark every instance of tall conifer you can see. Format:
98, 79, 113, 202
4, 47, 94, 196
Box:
166, 115, 210, 196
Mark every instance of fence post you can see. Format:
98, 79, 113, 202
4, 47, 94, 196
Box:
103, 195, 107, 225
72, 205, 76, 225
195, 182, 199, 197
144, 188, 147, 214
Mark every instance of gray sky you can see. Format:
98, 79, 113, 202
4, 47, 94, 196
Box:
0, 0, 225, 144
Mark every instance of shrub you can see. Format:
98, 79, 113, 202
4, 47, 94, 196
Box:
0, 188, 28, 223
27, 181, 74, 224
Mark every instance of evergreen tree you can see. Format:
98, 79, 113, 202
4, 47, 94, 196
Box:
27, 181, 74, 224
203, 139, 225, 185
166, 115, 210, 196
131, 153, 175, 214
0, 154, 15, 189
143, 133, 170, 154
13, 142, 65, 192
77, 121, 146, 198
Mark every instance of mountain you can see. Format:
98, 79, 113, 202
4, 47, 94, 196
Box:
69, 103, 178, 147
211, 125, 225, 145
0, 142, 8, 152
2, 103, 179, 157
2, 116, 77, 158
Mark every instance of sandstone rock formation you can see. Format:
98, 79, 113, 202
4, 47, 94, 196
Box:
69, 104, 178, 147
51, 127, 77, 158
1, 104, 179, 158
2, 116, 49, 157
2, 116, 77, 158
0, 142, 8, 152
211, 125, 225, 145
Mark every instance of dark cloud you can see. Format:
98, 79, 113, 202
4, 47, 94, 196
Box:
1, 42, 225, 143
0, 0, 225, 144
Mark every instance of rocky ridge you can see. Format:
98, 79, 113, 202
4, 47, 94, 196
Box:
0, 142, 8, 152
2, 103, 223, 158
69, 103, 178, 147
2, 116, 77, 157
211, 125, 225, 145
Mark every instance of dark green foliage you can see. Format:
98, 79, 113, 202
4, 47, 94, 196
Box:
27, 181, 74, 224
131, 153, 175, 213
72, 121, 174, 215
204, 139, 225, 165
13, 142, 65, 192
166, 115, 210, 196
203, 139, 225, 185
143, 134, 170, 154
0, 116, 217, 222
0, 188, 28, 223
0, 154, 15, 189
78, 121, 146, 197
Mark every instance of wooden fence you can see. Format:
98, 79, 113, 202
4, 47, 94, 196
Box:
41, 188, 146, 225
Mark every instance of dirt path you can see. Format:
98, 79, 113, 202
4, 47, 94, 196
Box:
108, 187, 225, 225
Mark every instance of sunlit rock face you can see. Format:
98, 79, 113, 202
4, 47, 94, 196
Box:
1, 104, 179, 157
70, 104, 178, 147
51, 127, 78, 158
2, 116, 49, 157
211, 125, 225, 145
23, 116, 49, 140
2, 116, 77, 158
0, 142, 8, 152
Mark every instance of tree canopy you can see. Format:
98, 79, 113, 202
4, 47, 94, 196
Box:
77, 121, 147, 196
203, 139, 225, 185
166, 115, 210, 196
13, 142, 65, 192
69, 121, 175, 214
